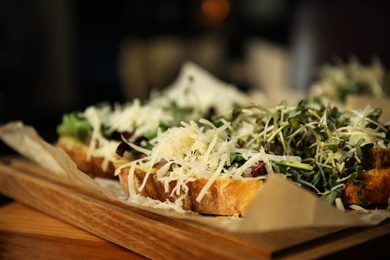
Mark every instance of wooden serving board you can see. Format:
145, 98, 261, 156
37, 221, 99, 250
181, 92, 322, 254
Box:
1, 156, 390, 259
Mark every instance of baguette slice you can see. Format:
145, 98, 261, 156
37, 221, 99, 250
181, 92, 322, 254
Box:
115, 161, 263, 216
341, 168, 390, 205
57, 135, 117, 179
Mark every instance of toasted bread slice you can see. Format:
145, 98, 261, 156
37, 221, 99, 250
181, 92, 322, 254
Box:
341, 168, 390, 205
115, 162, 263, 216
57, 135, 117, 179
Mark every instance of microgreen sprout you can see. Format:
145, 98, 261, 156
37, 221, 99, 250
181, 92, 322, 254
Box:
217, 99, 390, 205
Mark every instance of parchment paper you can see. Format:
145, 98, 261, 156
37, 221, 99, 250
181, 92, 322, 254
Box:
1, 121, 390, 233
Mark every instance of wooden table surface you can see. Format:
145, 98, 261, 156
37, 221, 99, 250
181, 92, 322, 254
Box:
0, 198, 146, 260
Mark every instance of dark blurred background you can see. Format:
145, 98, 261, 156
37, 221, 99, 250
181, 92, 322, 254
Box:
1, 0, 390, 155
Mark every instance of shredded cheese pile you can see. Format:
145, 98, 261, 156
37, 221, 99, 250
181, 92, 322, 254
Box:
117, 119, 297, 204
106, 100, 173, 139
82, 100, 171, 171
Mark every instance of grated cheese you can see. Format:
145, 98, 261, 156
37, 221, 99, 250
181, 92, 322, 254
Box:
125, 119, 290, 206
78, 101, 173, 172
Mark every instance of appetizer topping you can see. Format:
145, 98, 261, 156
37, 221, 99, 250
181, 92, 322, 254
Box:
219, 99, 390, 204
115, 118, 300, 204
57, 67, 249, 176
250, 161, 267, 177
117, 98, 390, 207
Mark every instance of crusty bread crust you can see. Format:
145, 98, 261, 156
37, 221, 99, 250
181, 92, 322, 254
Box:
56, 135, 117, 179
116, 164, 263, 216
341, 168, 390, 205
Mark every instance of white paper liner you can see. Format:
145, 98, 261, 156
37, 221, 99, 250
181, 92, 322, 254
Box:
2, 121, 390, 233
